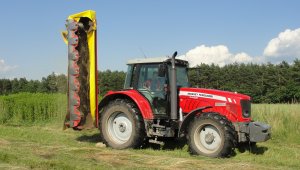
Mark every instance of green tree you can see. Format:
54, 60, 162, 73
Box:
98, 70, 126, 96
56, 74, 67, 93
0, 79, 12, 95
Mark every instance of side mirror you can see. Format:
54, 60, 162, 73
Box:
158, 64, 167, 77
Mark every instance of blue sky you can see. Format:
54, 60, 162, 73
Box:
0, 0, 299, 79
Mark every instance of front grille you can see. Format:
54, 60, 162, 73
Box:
240, 100, 251, 118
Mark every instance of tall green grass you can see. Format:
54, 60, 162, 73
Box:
0, 93, 66, 125
252, 104, 300, 144
0, 94, 299, 169
0, 93, 299, 144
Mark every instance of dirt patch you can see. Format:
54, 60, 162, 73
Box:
91, 151, 137, 168
95, 142, 106, 148
38, 153, 55, 160
0, 139, 10, 146
0, 163, 28, 170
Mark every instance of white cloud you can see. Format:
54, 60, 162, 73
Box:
0, 59, 17, 73
263, 28, 300, 59
232, 52, 253, 63
182, 45, 256, 67
181, 27, 300, 67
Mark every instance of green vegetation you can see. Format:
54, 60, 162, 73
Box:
0, 93, 66, 125
188, 60, 300, 103
252, 104, 300, 144
0, 70, 127, 96
97, 70, 126, 96
1, 60, 300, 103
0, 73, 67, 95
0, 93, 300, 169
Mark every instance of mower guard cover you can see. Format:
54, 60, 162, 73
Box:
62, 10, 98, 129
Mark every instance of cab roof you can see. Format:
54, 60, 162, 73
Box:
127, 57, 188, 65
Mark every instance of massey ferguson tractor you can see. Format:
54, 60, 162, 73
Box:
62, 10, 271, 158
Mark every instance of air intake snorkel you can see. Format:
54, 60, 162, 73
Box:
170, 51, 178, 120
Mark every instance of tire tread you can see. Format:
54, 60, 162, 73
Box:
99, 99, 145, 149
188, 112, 237, 157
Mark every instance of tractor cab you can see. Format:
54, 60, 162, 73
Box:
124, 57, 189, 117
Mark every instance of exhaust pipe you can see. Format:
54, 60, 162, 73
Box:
170, 51, 178, 120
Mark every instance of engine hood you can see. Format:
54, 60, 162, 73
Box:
179, 87, 251, 103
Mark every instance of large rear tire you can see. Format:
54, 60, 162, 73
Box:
99, 99, 145, 149
187, 112, 237, 157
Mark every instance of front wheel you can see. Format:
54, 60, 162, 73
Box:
187, 112, 237, 157
99, 99, 145, 149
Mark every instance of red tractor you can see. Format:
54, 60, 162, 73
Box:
63, 10, 271, 158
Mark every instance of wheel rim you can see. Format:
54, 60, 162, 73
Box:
195, 125, 222, 154
107, 112, 132, 144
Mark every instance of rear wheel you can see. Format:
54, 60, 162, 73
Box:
99, 99, 145, 149
187, 112, 237, 157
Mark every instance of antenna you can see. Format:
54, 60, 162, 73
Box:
139, 47, 147, 58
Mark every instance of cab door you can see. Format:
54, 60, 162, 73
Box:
136, 64, 168, 115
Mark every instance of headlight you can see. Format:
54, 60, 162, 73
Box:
240, 100, 251, 118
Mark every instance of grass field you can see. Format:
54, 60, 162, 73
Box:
0, 94, 300, 169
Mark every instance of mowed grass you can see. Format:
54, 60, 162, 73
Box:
0, 94, 300, 169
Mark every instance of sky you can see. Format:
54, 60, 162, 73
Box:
0, 0, 299, 80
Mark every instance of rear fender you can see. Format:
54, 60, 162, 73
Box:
97, 90, 154, 127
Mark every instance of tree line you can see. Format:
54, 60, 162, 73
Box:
0, 59, 299, 103
0, 71, 126, 97
0, 73, 67, 94
189, 59, 300, 103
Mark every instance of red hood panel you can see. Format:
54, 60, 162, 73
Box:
179, 87, 251, 101
179, 87, 251, 122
